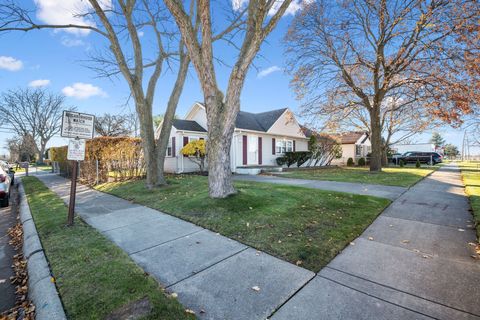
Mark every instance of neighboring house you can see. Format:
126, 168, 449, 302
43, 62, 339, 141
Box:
155, 102, 309, 173
330, 131, 371, 165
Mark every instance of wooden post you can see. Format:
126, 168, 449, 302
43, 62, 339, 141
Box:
67, 160, 78, 226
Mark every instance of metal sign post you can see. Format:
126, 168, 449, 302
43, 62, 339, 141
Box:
67, 161, 78, 226
61, 111, 95, 226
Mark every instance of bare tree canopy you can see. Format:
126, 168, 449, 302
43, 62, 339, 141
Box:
285, 0, 478, 171
164, 0, 294, 198
94, 113, 131, 137
0, 0, 192, 188
0, 88, 73, 163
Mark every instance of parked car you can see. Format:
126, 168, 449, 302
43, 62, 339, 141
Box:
394, 151, 443, 165
0, 160, 14, 185
0, 165, 12, 207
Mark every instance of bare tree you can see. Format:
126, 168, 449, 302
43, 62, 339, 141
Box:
7, 134, 37, 163
0, 88, 70, 163
95, 113, 131, 137
306, 90, 441, 164
164, 0, 294, 198
285, 0, 475, 172
0, 0, 193, 188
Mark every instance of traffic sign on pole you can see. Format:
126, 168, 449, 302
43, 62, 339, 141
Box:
61, 110, 95, 226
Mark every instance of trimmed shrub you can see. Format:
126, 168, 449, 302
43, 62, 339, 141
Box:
358, 157, 366, 166
399, 159, 405, 167
347, 157, 354, 166
283, 151, 312, 168
50, 137, 144, 184
416, 159, 421, 168
276, 156, 287, 166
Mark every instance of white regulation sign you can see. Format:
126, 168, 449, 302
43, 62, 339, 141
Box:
67, 139, 86, 161
61, 111, 95, 139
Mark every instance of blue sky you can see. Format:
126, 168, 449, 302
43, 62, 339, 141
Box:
0, 0, 474, 156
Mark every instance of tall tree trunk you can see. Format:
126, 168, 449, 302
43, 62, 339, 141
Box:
136, 98, 157, 188
205, 91, 237, 198
369, 106, 382, 172
156, 55, 190, 185
38, 142, 46, 164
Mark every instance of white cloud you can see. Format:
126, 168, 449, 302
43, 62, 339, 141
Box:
0, 56, 23, 71
61, 37, 85, 47
232, 0, 309, 16
138, 31, 144, 37
258, 65, 282, 78
33, 0, 112, 36
62, 82, 107, 99
29, 79, 51, 88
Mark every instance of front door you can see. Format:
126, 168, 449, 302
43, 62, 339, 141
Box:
248, 135, 258, 164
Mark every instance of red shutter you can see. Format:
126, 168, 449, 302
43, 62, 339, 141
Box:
258, 137, 262, 165
272, 138, 276, 155
183, 136, 189, 157
172, 137, 176, 157
242, 135, 247, 165
293, 140, 296, 152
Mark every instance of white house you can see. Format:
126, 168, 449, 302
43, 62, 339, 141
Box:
155, 103, 309, 174
330, 131, 371, 165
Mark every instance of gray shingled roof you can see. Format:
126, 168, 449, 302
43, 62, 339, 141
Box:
235, 108, 288, 132
172, 119, 207, 132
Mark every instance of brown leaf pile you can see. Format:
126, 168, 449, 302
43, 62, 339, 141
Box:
0, 222, 35, 320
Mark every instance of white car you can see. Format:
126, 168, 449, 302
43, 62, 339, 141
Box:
0, 165, 12, 207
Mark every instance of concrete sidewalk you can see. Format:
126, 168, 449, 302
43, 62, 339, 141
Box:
234, 174, 406, 200
272, 164, 480, 320
35, 174, 314, 320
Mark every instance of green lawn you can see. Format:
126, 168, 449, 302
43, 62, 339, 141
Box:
278, 166, 436, 187
22, 177, 192, 320
458, 161, 480, 240
96, 175, 390, 272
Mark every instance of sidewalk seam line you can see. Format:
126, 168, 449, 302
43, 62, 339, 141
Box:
165, 246, 249, 289
267, 272, 317, 319
317, 274, 440, 320
128, 229, 205, 256
382, 213, 472, 230
324, 266, 480, 318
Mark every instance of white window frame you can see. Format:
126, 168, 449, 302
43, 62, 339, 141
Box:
276, 139, 293, 154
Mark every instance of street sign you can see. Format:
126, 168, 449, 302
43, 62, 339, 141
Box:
61, 111, 95, 139
67, 139, 86, 161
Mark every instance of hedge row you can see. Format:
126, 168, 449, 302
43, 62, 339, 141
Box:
50, 137, 145, 185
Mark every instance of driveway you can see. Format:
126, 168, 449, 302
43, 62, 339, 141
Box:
234, 174, 407, 200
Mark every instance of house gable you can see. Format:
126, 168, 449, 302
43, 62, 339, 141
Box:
267, 109, 307, 139
184, 102, 207, 129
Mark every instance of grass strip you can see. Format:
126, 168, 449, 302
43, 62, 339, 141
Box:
280, 166, 436, 187
459, 162, 480, 240
22, 176, 192, 320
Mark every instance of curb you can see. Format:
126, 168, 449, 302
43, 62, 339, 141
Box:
18, 179, 67, 320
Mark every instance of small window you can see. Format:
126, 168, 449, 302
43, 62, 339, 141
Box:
355, 145, 362, 156
166, 140, 172, 157
286, 140, 293, 152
